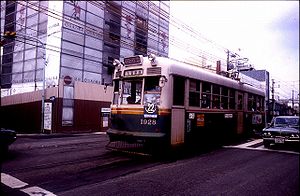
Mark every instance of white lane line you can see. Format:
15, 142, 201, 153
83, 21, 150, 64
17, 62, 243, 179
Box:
223, 142, 300, 155
235, 139, 263, 148
1, 173, 28, 189
1, 173, 57, 196
21, 186, 56, 196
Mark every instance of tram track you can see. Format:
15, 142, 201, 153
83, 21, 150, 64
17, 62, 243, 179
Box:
2, 134, 167, 194
5, 150, 130, 174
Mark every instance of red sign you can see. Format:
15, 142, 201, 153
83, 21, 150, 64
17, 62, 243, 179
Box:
64, 75, 72, 85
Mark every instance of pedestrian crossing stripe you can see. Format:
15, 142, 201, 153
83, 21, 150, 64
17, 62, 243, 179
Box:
223, 139, 300, 155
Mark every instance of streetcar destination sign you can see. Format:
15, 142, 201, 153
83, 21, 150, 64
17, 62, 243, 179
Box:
124, 55, 143, 66
124, 69, 143, 77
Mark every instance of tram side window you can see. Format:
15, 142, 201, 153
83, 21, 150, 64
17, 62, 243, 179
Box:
259, 96, 264, 111
189, 79, 200, 107
212, 84, 220, 109
255, 96, 263, 111
201, 82, 211, 108
229, 89, 235, 109
248, 94, 255, 111
237, 93, 243, 110
122, 80, 142, 104
173, 76, 185, 106
113, 80, 120, 105
221, 87, 229, 109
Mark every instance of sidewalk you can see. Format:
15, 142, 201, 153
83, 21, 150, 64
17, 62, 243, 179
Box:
17, 131, 107, 139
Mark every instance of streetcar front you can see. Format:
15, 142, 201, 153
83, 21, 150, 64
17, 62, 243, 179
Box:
107, 55, 171, 146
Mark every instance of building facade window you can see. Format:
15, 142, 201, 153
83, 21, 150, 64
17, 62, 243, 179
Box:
103, 2, 121, 85
1, 1, 17, 88
135, 15, 148, 56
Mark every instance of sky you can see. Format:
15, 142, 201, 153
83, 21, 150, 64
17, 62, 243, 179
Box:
169, 1, 299, 100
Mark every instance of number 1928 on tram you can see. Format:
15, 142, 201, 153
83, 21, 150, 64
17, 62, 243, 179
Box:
107, 54, 265, 149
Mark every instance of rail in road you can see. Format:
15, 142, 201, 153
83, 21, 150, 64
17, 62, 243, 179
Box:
1, 134, 298, 196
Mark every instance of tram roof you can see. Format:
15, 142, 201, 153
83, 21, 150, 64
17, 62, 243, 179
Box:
155, 57, 265, 96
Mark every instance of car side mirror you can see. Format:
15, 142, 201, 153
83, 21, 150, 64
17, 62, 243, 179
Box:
267, 123, 271, 128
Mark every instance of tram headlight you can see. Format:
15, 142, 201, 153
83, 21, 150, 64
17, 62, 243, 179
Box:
113, 59, 121, 66
148, 53, 157, 66
159, 76, 168, 88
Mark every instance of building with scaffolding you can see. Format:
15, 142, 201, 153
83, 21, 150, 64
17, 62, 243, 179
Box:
1, 1, 170, 133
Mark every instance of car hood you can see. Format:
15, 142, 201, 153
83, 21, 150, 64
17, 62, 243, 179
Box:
264, 127, 299, 134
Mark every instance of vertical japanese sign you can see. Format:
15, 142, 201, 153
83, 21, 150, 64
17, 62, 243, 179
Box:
44, 102, 52, 130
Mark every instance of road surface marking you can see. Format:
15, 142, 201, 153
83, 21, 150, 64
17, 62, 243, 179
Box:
223, 139, 300, 155
1, 173, 57, 196
1, 173, 28, 188
21, 186, 56, 196
235, 139, 263, 148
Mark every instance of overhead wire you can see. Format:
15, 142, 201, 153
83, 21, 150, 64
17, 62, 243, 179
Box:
27, 0, 227, 64
2, 1, 287, 87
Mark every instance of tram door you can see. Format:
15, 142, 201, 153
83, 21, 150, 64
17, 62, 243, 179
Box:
171, 76, 186, 146
171, 107, 185, 145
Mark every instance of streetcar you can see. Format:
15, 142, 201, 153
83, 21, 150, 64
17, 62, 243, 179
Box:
107, 54, 265, 150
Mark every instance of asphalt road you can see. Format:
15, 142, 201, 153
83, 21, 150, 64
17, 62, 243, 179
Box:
1, 133, 299, 196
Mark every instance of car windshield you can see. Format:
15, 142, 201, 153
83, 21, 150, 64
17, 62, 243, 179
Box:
274, 117, 299, 128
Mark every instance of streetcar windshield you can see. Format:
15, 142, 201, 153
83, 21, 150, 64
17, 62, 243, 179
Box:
122, 79, 142, 104
116, 76, 161, 105
144, 76, 161, 106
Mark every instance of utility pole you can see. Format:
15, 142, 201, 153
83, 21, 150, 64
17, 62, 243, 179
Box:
226, 49, 230, 71
292, 90, 294, 112
271, 79, 275, 117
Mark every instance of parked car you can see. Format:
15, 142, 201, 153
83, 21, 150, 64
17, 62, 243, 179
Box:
0, 128, 17, 154
262, 116, 299, 148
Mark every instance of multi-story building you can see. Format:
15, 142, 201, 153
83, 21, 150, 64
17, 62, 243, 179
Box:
1, 1, 170, 133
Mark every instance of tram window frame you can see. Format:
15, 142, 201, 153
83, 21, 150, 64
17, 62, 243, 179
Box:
122, 79, 142, 105
144, 76, 160, 92
248, 93, 255, 111
229, 89, 235, 109
201, 82, 211, 109
189, 79, 200, 107
173, 76, 185, 106
259, 96, 264, 111
212, 84, 221, 109
144, 76, 161, 106
112, 80, 120, 105
237, 93, 243, 110
221, 87, 229, 109
254, 95, 264, 111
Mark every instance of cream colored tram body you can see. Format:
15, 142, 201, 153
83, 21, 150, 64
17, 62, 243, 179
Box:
107, 55, 265, 148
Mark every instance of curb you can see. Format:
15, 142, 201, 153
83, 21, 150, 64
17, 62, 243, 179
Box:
16, 132, 107, 138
